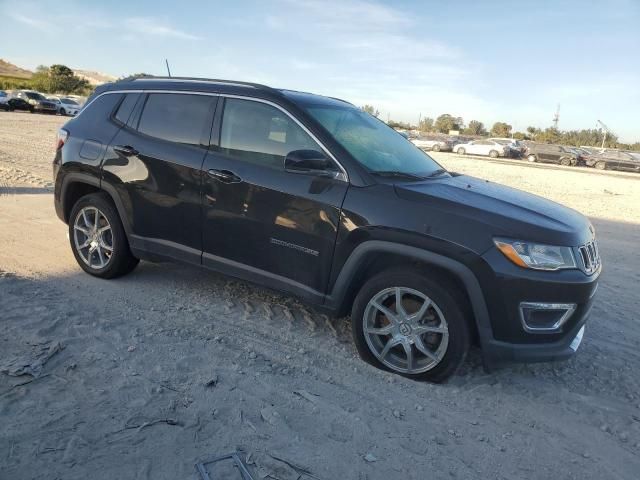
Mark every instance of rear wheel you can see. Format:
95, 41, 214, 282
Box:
351, 269, 470, 383
69, 192, 139, 279
489, 150, 499, 158
456, 147, 466, 155
595, 161, 607, 170
560, 157, 571, 166
432, 144, 441, 152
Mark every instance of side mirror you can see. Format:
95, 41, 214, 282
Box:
284, 149, 336, 176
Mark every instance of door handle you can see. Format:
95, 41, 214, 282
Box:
113, 145, 139, 156
208, 169, 242, 184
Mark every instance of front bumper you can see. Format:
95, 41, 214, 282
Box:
478, 247, 599, 365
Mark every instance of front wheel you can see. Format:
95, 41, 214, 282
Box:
456, 147, 466, 155
69, 192, 139, 279
560, 157, 571, 166
432, 144, 441, 152
60, 108, 66, 116
595, 161, 607, 170
489, 150, 499, 158
527, 154, 537, 162
351, 269, 470, 383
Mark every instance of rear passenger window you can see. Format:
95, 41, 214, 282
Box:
220, 98, 321, 169
137, 93, 215, 145
114, 93, 141, 125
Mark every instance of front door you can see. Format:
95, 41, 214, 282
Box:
201, 97, 349, 298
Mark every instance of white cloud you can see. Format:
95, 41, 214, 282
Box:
123, 17, 201, 40
8, 12, 52, 32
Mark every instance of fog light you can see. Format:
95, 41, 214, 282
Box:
519, 302, 576, 333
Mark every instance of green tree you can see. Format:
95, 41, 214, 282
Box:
490, 122, 512, 137
526, 126, 540, 139
463, 120, 486, 136
418, 117, 434, 132
361, 104, 380, 117
434, 114, 463, 133
30, 64, 90, 94
512, 131, 527, 140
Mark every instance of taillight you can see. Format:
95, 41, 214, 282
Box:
56, 128, 68, 150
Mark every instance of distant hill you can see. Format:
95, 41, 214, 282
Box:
73, 69, 117, 85
0, 59, 33, 79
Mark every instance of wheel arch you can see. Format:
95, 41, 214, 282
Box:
60, 173, 132, 235
326, 241, 493, 347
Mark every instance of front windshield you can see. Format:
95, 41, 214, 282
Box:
62, 99, 79, 105
306, 104, 443, 177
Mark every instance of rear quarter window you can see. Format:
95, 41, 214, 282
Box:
113, 93, 141, 125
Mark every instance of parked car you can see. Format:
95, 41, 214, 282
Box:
0, 90, 9, 111
454, 139, 509, 157
524, 144, 579, 166
47, 96, 82, 116
5, 95, 34, 113
585, 150, 640, 172
53, 77, 600, 382
14, 90, 57, 114
488, 138, 526, 158
411, 136, 453, 152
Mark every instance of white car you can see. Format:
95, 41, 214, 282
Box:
454, 139, 509, 158
47, 96, 82, 116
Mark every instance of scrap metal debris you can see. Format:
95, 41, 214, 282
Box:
196, 452, 254, 480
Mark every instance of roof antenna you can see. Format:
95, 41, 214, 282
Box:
165, 59, 172, 77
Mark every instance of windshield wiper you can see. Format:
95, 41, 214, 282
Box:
424, 168, 448, 178
371, 171, 426, 180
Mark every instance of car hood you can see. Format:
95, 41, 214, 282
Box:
394, 174, 593, 248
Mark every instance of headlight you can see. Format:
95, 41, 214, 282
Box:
494, 238, 576, 271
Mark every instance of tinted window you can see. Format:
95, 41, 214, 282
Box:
114, 93, 141, 125
138, 93, 214, 145
220, 98, 321, 169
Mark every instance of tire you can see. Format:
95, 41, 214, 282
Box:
432, 144, 441, 152
456, 147, 466, 155
595, 161, 606, 170
68, 192, 139, 279
527, 154, 537, 162
560, 158, 571, 166
60, 108, 66, 116
489, 150, 499, 158
351, 269, 470, 383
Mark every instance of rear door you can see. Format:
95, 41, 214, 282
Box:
201, 97, 349, 298
102, 92, 217, 264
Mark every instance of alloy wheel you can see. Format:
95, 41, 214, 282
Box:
73, 206, 114, 269
363, 287, 449, 374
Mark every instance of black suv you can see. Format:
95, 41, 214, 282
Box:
14, 90, 58, 114
525, 143, 579, 166
53, 78, 600, 382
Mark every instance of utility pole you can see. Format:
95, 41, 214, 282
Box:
552, 104, 560, 129
597, 119, 613, 150
165, 59, 172, 77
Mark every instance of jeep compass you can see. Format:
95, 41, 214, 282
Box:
53, 77, 600, 382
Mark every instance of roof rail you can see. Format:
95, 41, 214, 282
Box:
127, 76, 276, 91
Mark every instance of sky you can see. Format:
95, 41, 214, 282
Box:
1, 0, 639, 142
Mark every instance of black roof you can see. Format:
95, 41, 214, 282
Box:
99, 76, 353, 108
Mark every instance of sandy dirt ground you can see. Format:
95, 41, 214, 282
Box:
1, 111, 639, 480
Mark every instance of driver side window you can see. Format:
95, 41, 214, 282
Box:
220, 98, 322, 169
